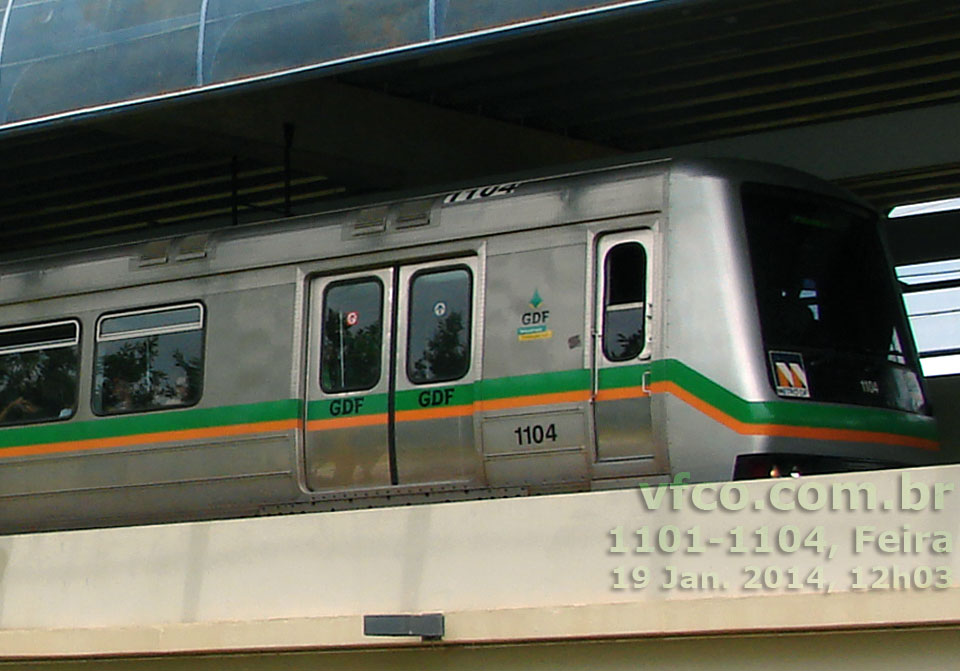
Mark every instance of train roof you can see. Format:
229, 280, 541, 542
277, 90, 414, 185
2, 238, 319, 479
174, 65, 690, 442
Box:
0, 156, 868, 305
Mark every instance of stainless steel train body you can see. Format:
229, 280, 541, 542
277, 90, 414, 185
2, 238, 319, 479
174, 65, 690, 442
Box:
0, 159, 943, 533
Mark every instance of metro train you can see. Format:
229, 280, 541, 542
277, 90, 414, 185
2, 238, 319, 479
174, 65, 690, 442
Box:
0, 158, 947, 533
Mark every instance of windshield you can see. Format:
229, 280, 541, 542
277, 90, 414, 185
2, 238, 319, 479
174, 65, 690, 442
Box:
743, 184, 927, 414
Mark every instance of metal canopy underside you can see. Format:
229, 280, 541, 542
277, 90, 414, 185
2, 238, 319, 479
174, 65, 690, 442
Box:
1, 0, 960, 255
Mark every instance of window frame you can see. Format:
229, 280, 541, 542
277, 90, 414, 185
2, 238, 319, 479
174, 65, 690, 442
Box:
92, 302, 206, 416
601, 241, 648, 362
0, 318, 81, 427
897, 268, 960, 377
319, 276, 385, 394
405, 264, 474, 385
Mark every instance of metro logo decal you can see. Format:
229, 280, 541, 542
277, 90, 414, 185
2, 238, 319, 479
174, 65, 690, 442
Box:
769, 351, 811, 399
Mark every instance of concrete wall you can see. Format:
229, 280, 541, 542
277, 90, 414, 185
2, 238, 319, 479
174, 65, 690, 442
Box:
0, 465, 957, 659
3, 629, 960, 671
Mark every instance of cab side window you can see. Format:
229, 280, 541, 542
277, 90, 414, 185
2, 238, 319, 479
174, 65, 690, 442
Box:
93, 304, 204, 415
602, 242, 647, 361
0, 320, 80, 426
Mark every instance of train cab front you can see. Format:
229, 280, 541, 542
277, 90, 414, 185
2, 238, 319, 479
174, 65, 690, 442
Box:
734, 181, 940, 480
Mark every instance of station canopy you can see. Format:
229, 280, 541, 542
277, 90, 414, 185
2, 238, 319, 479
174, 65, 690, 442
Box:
0, 0, 657, 127
1, 0, 960, 253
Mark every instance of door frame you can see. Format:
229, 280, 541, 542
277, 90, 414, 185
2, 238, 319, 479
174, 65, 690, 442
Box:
302, 250, 485, 495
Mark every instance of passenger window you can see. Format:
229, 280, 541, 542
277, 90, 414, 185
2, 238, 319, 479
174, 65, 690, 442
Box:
0, 320, 80, 426
321, 279, 384, 393
407, 267, 472, 384
603, 242, 647, 361
93, 304, 204, 415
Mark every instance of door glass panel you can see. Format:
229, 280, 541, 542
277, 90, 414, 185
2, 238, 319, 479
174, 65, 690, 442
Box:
407, 267, 472, 384
603, 242, 647, 361
320, 279, 384, 393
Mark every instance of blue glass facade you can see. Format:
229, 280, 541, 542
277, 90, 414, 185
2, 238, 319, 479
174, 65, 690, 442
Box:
0, 0, 643, 127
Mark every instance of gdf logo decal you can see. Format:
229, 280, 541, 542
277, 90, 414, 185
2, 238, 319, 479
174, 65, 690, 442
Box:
517, 288, 552, 341
769, 351, 811, 399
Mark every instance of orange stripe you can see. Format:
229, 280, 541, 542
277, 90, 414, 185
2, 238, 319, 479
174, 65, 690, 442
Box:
308, 390, 593, 428
476, 390, 590, 412
595, 385, 649, 402
8, 379, 933, 459
307, 413, 388, 431
396, 404, 477, 422
650, 381, 938, 451
0, 419, 301, 458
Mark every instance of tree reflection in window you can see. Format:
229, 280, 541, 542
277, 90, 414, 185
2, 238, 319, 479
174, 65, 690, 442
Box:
603, 242, 647, 361
408, 268, 471, 384
0, 321, 79, 426
321, 279, 383, 393
94, 304, 204, 415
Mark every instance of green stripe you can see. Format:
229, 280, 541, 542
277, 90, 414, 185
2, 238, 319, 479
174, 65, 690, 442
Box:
307, 393, 388, 420
598, 363, 649, 389
0, 399, 301, 450
477, 369, 590, 400
396, 383, 474, 412
0, 360, 936, 450
651, 359, 937, 441
306, 383, 478, 418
